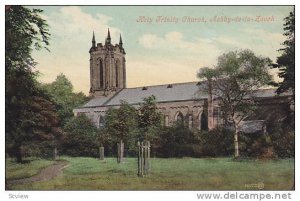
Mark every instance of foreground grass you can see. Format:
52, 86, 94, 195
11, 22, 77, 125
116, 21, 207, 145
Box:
6, 158, 54, 180
8, 157, 294, 190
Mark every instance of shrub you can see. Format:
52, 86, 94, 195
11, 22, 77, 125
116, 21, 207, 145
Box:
239, 132, 274, 158
62, 115, 99, 157
154, 123, 196, 157
269, 127, 295, 158
198, 128, 234, 157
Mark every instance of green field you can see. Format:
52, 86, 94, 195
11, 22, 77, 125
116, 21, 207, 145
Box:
6, 157, 294, 190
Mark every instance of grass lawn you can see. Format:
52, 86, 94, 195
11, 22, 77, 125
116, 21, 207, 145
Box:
6, 158, 54, 180
7, 157, 294, 190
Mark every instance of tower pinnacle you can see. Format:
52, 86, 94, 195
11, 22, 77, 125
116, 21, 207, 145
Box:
92, 31, 96, 48
106, 28, 111, 44
119, 34, 123, 46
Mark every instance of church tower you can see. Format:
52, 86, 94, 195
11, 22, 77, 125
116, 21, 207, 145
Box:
89, 29, 126, 97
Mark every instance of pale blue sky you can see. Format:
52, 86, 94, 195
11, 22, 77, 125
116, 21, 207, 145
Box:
30, 6, 294, 94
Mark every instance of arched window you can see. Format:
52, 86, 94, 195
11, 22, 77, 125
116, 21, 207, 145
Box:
164, 115, 169, 126
98, 115, 105, 128
115, 60, 119, 88
123, 58, 126, 88
175, 112, 184, 123
100, 59, 104, 88
200, 112, 208, 131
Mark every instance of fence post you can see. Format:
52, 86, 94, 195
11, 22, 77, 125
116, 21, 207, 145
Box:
99, 146, 104, 160
138, 141, 151, 177
117, 142, 120, 163
53, 147, 58, 161
146, 141, 150, 172
120, 140, 124, 162
137, 141, 141, 176
144, 141, 148, 175
117, 140, 124, 163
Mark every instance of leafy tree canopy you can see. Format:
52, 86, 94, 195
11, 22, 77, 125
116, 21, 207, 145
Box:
198, 49, 273, 158
42, 73, 89, 126
272, 11, 295, 97
105, 101, 138, 144
138, 95, 162, 141
5, 6, 58, 162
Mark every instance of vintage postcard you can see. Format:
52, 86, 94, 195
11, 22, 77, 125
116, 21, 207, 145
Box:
5, 4, 295, 200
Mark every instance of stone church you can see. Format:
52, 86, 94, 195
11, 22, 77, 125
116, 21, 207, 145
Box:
74, 29, 293, 132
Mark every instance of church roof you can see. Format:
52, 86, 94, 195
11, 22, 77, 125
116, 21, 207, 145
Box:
78, 81, 289, 109
106, 82, 207, 106
82, 96, 112, 107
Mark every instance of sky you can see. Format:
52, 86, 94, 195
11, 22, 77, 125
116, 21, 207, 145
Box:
29, 6, 294, 94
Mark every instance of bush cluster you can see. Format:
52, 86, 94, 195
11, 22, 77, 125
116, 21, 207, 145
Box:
55, 115, 294, 159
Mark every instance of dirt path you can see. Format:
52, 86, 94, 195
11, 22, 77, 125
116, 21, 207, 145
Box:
7, 161, 69, 185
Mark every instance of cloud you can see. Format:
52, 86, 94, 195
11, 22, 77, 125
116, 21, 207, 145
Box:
127, 56, 201, 88
138, 34, 163, 49
48, 6, 119, 39
214, 28, 285, 61
138, 31, 221, 64
136, 29, 284, 87
138, 31, 200, 51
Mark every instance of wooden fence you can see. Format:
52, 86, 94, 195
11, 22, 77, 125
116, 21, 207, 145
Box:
137, 141, 150, 177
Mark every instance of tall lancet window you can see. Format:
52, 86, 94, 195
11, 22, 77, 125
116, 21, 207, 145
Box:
115, 60, 119, 88
176, 112, 184, 124
100, 59, 104, 88
200, 112, 208, 131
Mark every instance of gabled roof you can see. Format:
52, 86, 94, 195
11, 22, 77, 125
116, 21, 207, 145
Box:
79, 81, 290, 109
105, 82, 207, 106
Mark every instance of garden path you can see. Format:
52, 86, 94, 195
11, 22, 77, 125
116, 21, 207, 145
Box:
7, 161, 69, 185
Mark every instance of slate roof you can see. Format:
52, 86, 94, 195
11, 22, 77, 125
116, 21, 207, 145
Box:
82, 96, 111, 107
79, 81, 289, 108
106, 82, 207, 106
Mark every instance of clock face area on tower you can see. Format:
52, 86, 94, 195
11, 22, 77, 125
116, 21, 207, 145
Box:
89, 29, 126, 97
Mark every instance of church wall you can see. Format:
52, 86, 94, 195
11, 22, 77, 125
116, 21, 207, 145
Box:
74, 95, 293, 132
74, 99, 208, 130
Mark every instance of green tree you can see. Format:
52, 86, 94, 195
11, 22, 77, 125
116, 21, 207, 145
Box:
63, 115, 98, 157
138, 95, 162, 141
198, 50, 272, 158
272, 11, 295, 98
5, 6, 50, 73
105, 101, 138, 156
42, 74, 88, 126
5, 6, 59, 162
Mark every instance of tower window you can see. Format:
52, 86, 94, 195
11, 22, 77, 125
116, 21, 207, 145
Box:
115, 60, 119, 88
100, 59, 104, 88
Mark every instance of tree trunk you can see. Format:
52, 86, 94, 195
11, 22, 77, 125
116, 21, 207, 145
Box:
207, 81, 214, 130
234, 129, 240, 158
14, 144, 23, 163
